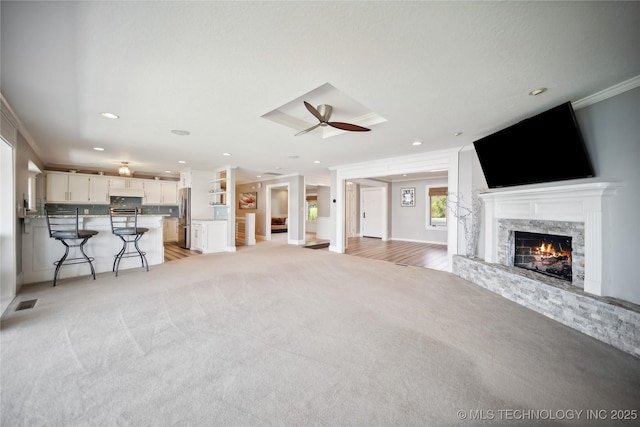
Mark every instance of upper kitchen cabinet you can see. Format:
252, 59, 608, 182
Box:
143, 180, 178, 205
108, 177, 144, 190
162, 181, 178, 205
46, 171, 111, 204
179, 172, 192, 188
89, 175, 109, 204
46, 172, 90, 203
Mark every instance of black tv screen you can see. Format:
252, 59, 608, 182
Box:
473, 102, 594, 188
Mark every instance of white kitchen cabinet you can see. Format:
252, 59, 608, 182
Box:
89, 175, 110, 204
162, 181, 178, 205
179, 172, 192, 188
191, 222, 203, 251
191, 220, 227, 253
143, 180, 178, 205
143, 180, 162, 204
163, 217, 178, 242
109, 177, 145, 190
46, 172, 91, 203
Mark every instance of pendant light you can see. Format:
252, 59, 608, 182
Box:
118, 162, 131, 176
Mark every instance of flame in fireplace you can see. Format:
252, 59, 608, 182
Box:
535, 241, 571, 261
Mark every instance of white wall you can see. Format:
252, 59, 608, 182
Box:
271, 188, 288, 216
190, 169, 215, 220
317, 186, 330, 217
391, 178, 448, 244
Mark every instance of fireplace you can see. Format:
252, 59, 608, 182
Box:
452, 182, 640, 359
478, 182, 619, 296
500, 219, 583, 288
514, 231, 572, 282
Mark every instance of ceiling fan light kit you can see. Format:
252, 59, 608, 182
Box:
295, 101, 371, 136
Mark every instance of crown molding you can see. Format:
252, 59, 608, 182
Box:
572, 75, 640, 110
0, 93, 46, 161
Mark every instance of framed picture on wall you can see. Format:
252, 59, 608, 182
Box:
239, 192, 257, 209
401, 187, 415, 207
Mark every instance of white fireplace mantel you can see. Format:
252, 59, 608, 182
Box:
479, 182, 620, 296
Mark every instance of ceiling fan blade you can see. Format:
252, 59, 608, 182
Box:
294, 122, 322, 136
328, 122, 371, 132
303, 101, 324, 123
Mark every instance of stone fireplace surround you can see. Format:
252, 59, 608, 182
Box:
499, 219, 583, 287
452, 182, 640, 358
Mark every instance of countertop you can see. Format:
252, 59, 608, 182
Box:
24, 214, 172, 219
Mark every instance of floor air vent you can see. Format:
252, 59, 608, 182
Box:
16, 299, 38, 311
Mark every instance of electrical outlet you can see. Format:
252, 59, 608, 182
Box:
84, 209, 89, 214
169, 208, 173, 213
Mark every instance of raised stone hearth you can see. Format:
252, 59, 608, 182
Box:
452, 182, 640, 358
453, 255, 640, 358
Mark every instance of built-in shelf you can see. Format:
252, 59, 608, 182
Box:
208, 169, 230, 220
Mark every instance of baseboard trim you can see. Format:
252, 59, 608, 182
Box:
391, 237, 447, 245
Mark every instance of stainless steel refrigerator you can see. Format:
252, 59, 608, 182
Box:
178, 187, 191, 249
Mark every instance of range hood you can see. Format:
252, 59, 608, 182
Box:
108, 188, 145, 198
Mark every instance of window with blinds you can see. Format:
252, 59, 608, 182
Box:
427, 186, 447, 227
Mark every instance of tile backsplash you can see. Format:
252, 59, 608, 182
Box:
110, 196, 143, 208
44, 198, 178, 217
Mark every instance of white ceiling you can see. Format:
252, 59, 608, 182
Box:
2, 1, 639, 183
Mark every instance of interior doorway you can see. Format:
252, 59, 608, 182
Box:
361, 187, 384, 238
265, 183, 290, 242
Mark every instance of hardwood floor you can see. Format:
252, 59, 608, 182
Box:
164, 242, 201, 262
164, 237, 448, 272
345, 237, 448, 271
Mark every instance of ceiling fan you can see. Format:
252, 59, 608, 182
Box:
295, 101, 371, 136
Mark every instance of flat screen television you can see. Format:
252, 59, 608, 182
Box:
473, 102, 595, 188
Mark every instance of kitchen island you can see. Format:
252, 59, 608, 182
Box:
21, 215, 165, 285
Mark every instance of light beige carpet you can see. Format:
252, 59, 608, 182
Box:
2, 239, 639, 426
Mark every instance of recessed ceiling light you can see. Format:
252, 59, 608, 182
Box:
171, 129, 190, 136
178, 160, 186, 164
256, 175, 262, 178
529, 87, 547, 96
100, 112, 119, 119
412, 141, 422, 146
402, 174, 408, 177
453, 132, 463, 137
164, 170, 172, 173
93, 147, 105, 151
313, 160, 321, 164
222, 152, 232, 157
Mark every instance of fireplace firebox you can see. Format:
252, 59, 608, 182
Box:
514, 231, 572, 282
